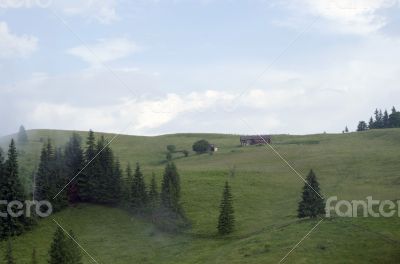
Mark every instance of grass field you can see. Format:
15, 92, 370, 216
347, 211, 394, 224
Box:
1, 129, 400, 263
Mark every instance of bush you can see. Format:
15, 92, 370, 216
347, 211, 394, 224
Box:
166, 145, 176, 153
192, 140, 210, 154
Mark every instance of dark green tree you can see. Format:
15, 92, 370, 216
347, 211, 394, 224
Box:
0, 140, 31, 239
389, 107, 400, 128
77, 130, 96, 202
17, 125, 28, 144
368, 116, 375, 129
148, 173, 159, 208
383, 110, 390, 128
130, 163, 147, 211
297, 170, 325, 218
160, 162, 182, 214
48, 227, 67, 264
357, 121, 368, 131
217, 181, 235, 235
64, 133, 84, 204
192, 139, 210, 154
166, 145, 176, 153
65, 230, 83, 264
5, 239, 15, 264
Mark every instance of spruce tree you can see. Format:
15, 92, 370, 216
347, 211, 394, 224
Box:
64, 133, 84, 204
148, 173, 159, 208
297, 169, 325, 218
368, 117, 375, 129
0, 140, 31, 238
5, 239, 15, 264
383, 110, 390, 128
66, 230, 83, 264
48, 227, 67, 264
78, 130, 96, 202
130, 163, 147, 211
17, 125, 28, 144
217, 181, 235, 235
160, 162, 182, 214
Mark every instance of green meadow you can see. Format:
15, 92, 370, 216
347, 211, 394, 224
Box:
1, 128, 400, 263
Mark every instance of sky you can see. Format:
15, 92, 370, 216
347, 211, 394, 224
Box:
1, 0, 400, 136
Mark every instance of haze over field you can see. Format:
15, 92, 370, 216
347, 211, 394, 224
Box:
1, 0, 400, 136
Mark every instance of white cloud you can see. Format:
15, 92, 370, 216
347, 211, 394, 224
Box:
59, 0, 119, 24
67, 38, 140, 66
283, 0, 398, 35
0, 21, 38, 58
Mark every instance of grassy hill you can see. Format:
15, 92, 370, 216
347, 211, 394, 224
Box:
1, 129, 400, 263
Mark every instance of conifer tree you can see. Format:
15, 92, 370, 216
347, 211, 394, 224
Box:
78, 130, 96, 202
217, 181, 235, 235
130, 163, 147, 211
122, 164, 133, 203
161, 162, 182, 214
368, 117, 375, 129
18, 125, 28, 144
65, 230, 83, 264
5, 239, 15, 264
297, 169, 325, 218
64, 133, 84, 204
148, 173, 159, 208
383, 110, 390, 128
0, 140, 31, 238
48, 227, 67, 264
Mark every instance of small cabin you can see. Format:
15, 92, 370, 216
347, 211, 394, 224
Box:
240, 135, 271, 146
209, 144, 218, 152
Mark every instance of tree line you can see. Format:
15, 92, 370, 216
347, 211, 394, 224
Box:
357, 106, 400, 131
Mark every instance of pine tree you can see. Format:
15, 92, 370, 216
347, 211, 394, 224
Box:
0, 139, 31, 239
217, 181, 235, 235
122, 164, 133, 203
130, 163, 147, 211
148, 173, 159, 208
357, 121, 368, 131
368, 117, 375, 129
17, 125, 28, 144
48, 227, 68, 264
64, 133, 84, 204
66, 230, 83, 264
31, 248, 38, 264
77, 130, 96, 202
344, 126, 349, 133
5, 239, 15, 264
297, 169, 325, 218
383, 110, 390, 128
161, 162, 182, 214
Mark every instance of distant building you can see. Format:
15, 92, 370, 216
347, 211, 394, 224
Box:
209, 144, 218, 152
240, 135, 271, 146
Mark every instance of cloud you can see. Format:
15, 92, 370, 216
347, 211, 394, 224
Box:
0, 21, 38, 58
67, 38, 140, 66
282, 0, 399, 35
0, 0, 119, 24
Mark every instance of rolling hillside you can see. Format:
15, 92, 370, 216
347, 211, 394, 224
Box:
1, 129, 400, 263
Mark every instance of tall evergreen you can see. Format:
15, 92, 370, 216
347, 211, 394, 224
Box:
0, 140, 31, 239
77, 130, 96, 202
357, 121, 368, 131
94, 136, 118, 204
383, 110, 390, 128
217, 181, 235, 235
148, 173, 159, 208
5, 239, 15, 264
297, 169, 325, 218
66, 230, 83, 264
35, 141, 67, 212
64, 133, 84, 203
17, 125, 28, 144
130, 163, 147, 211
48, 227, 82, 264
160, 162, 182, 214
